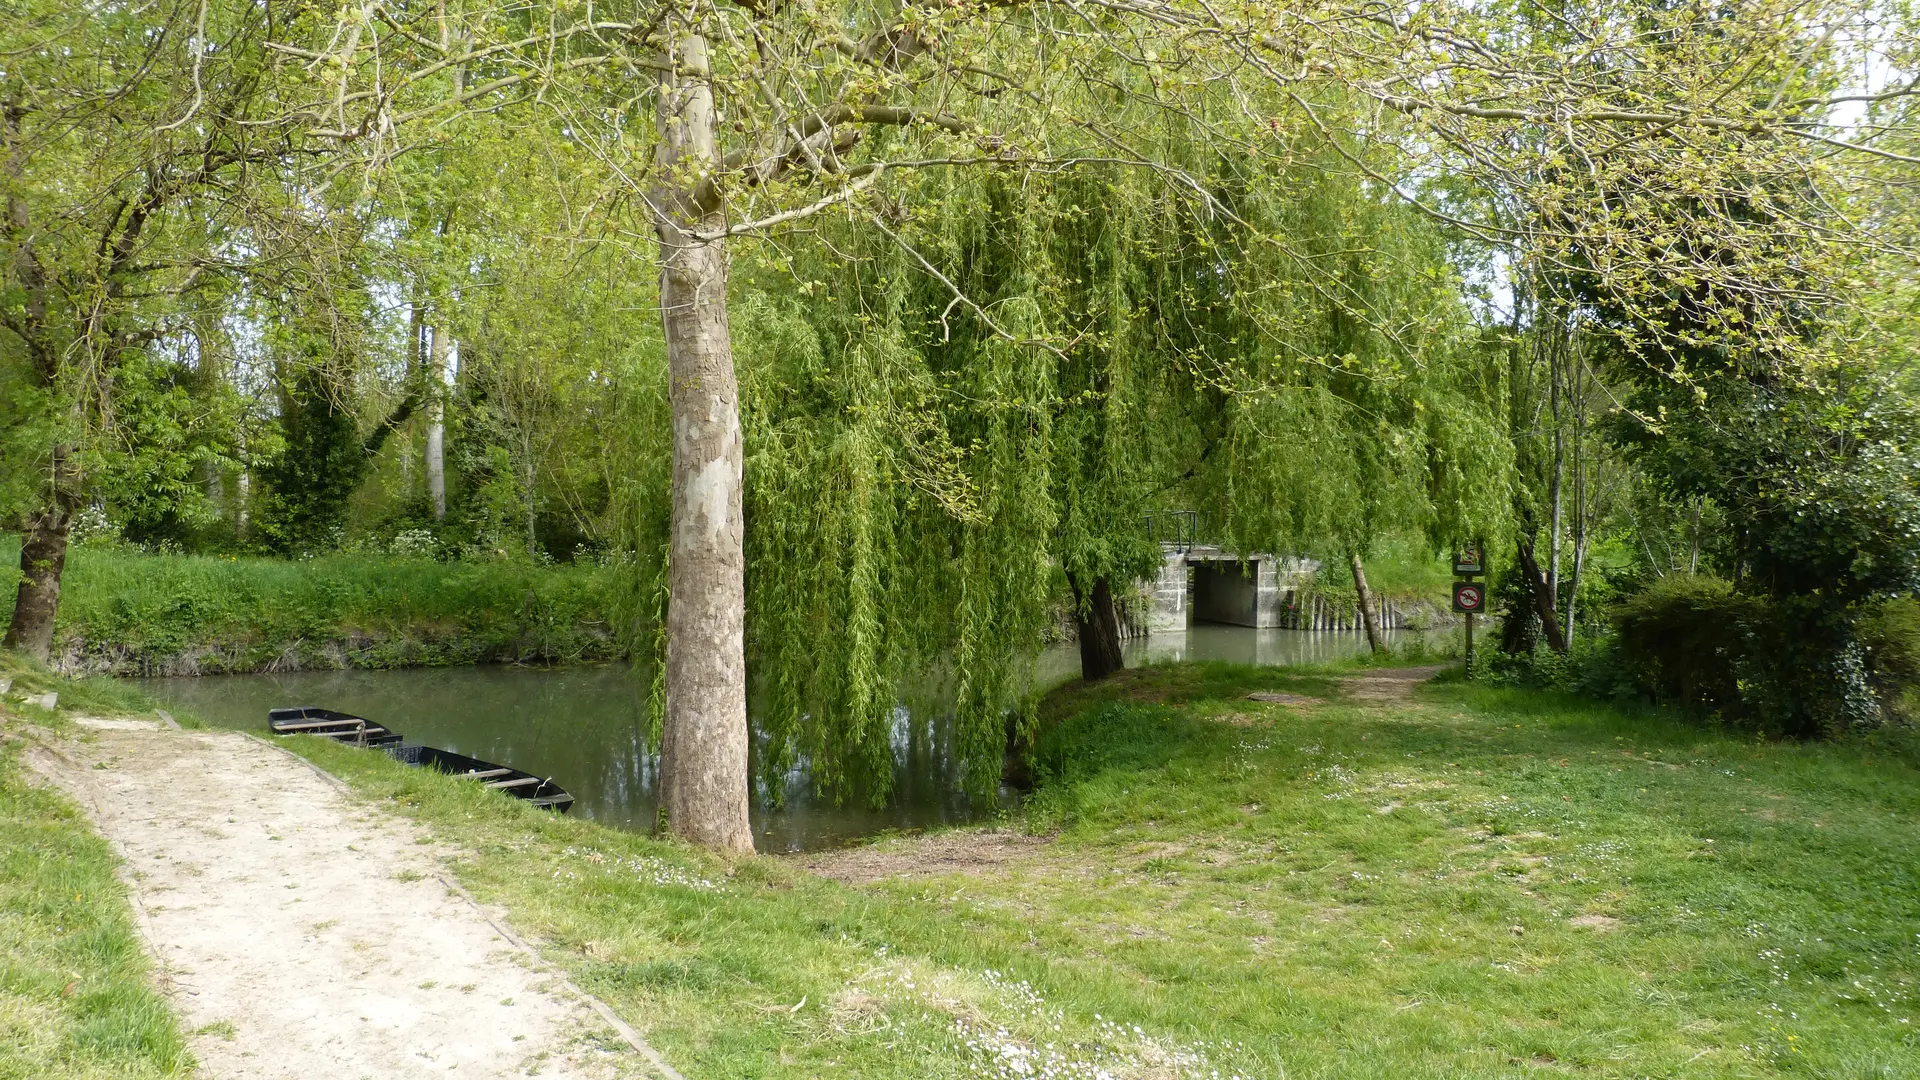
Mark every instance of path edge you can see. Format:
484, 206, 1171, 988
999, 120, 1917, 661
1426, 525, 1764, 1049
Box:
242, 733, 688, 1080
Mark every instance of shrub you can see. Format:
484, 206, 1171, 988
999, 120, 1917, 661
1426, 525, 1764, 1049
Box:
1611, 575, 1762, 720
1608, 577, 1920, 737
1473, 635, 1636, 699
1859, 597, 1920, 724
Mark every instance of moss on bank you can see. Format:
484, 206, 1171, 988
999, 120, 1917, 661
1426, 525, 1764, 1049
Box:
0, 540, 623, 676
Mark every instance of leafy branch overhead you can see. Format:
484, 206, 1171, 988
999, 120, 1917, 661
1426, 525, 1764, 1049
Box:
284, 1, 1917, 369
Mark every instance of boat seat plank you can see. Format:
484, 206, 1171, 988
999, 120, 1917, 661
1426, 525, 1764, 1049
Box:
275, 719, 377, 732
456, 768, 514, 780
484, 777, 544, 790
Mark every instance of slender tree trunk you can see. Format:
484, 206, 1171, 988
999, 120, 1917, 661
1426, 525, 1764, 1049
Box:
1547, 321, 1565, 608
1069, 573, 1126, 681
1687, 500, 1702, 575
651, 28, 752, 853
236, 446, 251, 541
1349, 551, 1385, 654
427, 324, 450, 521
1565, 370, 1589, 649
523, 446, 538, 558
1548, 429, 1563, 607
1514, 535, 1569, 653
5, 495, 74, 663
1566, 527, 1588, 651
427, 7, 463, 526
204, 456, 224, 515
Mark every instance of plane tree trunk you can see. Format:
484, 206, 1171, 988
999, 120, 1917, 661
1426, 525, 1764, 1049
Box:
650, 29, 753, 853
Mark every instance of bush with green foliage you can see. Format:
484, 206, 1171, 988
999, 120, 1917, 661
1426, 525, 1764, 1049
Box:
1855, 598, 1920, 725
1610, 576, 1760, 718
1603, 575, 1920, 737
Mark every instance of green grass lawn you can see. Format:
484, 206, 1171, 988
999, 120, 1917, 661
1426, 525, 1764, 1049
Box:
0, 657, 193, 1079
280, 661, 1920, 1079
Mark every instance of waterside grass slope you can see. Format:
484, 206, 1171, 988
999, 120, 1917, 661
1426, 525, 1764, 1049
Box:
0, 539, 622, 676
279, 661, 1920, 1079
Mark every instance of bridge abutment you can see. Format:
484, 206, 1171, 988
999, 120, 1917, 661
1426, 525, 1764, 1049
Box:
1142, 547, 1317, 630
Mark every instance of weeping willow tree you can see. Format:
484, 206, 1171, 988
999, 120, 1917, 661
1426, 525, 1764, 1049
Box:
594, 112, 1511, 812
289, 0, 1919, 847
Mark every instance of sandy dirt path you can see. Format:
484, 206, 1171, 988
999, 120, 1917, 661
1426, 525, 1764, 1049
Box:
29, 720, 664, 1080
1336, 665, 1448, 702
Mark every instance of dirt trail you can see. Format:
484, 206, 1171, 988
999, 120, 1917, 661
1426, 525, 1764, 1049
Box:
1336, 665, 1447, 703
28, 720, 663, 1080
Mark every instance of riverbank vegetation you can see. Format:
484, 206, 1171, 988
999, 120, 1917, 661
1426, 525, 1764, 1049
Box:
0, 537, 621, 676
276, 662, 1920, 1078
0, 530, 1454, 678
0, 672, 193, 1078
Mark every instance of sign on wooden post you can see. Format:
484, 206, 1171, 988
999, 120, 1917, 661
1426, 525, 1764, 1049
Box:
1452, 542, 1484, 577
1451, 580, 1485, 613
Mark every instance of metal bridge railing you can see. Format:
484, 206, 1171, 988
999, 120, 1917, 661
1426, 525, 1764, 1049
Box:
1143, 510, 1200, 553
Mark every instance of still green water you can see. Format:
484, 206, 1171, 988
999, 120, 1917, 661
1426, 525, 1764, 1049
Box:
135, 626, 1424, 852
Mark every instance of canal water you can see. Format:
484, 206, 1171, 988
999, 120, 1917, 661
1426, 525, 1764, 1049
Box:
135, 626, 1431, 852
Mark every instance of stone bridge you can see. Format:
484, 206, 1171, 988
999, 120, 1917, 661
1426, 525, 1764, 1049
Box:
1141, 545, 1320, 632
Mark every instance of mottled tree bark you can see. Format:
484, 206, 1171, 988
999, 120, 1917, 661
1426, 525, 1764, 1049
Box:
1070, 573, 1126, 681
650, 29, 753, 853
1349, 551, 1385, 654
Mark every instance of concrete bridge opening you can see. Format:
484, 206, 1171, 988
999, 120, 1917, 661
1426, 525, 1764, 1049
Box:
1134, 514, 1429, 635
1143, 546, 1316, 631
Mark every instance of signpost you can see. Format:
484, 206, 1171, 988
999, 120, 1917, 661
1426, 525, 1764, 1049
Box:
1452, 542, 1484, 576
1452, 544, 1485, 676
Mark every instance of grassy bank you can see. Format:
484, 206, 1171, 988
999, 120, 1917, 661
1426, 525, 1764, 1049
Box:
278, 661, 1920, 1079
0, 538, 624, 676
0, 656, 193, 1079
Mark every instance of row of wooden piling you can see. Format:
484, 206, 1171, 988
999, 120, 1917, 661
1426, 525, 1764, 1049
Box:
1279, 593, 1409, 631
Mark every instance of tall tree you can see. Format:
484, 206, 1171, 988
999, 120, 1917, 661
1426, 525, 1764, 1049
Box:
294, 0, 1920, 846
1, 0, 326, 657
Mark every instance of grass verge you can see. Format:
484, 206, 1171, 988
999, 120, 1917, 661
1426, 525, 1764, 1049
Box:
0, 659, 193, 1079
278, 661, 1920, 1079
0, 537, 622, 676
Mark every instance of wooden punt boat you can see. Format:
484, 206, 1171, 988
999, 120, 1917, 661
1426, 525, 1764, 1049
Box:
266, 706, 574, 813
268, 707, 404, 746
383, 743, 575, 812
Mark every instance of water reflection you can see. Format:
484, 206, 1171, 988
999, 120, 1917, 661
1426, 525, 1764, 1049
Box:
135, 626, 1434, 852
